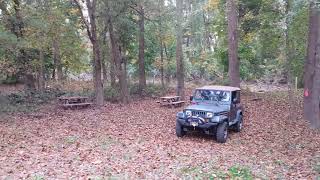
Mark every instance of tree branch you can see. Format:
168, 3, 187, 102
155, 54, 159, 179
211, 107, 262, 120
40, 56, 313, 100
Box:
73, 0, 92, 40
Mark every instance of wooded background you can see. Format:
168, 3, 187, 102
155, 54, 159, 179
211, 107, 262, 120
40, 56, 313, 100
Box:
0, 0, 320, 128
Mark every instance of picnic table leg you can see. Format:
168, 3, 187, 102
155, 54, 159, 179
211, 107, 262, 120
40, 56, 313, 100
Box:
170, 99, 174, 108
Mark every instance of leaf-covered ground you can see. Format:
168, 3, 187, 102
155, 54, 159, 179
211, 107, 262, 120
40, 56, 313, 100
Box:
0, 91, 320, 179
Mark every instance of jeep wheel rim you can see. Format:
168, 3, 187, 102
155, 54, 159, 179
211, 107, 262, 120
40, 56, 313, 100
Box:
239, 117, 243, 130
224, 128, 228, 139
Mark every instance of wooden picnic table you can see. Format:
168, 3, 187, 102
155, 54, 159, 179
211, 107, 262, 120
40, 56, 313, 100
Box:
158, 96, 185, 108
58, 96, 92, 109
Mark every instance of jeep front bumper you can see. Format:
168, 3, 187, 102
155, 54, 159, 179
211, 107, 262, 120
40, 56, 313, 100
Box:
177, 118, 218, 129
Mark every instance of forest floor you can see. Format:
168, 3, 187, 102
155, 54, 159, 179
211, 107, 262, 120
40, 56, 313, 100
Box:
0, 90, 320, 179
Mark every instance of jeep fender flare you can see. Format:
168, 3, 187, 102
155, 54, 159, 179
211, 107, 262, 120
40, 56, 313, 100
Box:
219, 115, 229, 123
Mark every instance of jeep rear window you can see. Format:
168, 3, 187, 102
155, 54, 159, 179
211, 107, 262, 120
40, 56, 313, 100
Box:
194, 89, 231, 102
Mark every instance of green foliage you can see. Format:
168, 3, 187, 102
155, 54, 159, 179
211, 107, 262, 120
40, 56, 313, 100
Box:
179, 164, 253, 179
313, 155, 320, 175
228, 165, 253, 179
0, 0, 89, 82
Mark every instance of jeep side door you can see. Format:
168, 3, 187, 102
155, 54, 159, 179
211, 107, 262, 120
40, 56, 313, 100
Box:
230, 90, 240, 122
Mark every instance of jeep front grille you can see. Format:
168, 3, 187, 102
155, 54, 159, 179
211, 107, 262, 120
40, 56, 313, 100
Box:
192, 111, 206, 117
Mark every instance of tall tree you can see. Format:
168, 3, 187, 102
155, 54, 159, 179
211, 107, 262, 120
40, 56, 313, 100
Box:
158, 0, 165, 89
283, 0, 296, 121
137, 2, 147, 94
227, 0, 240, 87
175, 0, 185, 99
101, 28, 108, 83
106, 5, 130, 103
74, 0, 104, 106
304, 1, 320, 128
2, 0, 37, 90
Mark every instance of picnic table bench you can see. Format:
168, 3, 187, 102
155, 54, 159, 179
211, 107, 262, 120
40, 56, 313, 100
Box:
58, 96, 92, 109
157, 96, 185, 108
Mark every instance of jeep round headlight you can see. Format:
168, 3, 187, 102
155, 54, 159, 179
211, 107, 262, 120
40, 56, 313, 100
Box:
177, 112, 185, 119
206, 112, 213, 118
185, 110, 192, 116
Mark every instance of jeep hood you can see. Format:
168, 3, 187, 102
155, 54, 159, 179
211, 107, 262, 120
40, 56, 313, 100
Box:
185, 103, 229, 113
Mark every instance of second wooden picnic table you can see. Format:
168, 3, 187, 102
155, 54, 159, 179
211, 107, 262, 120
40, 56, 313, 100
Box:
58, 96, 92, 109
159, 96, 185, 108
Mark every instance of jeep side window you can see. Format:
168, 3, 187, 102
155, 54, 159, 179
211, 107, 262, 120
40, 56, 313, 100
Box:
237, 91, 240, 103
232, 91, 240, 103
232, 91, 237, 103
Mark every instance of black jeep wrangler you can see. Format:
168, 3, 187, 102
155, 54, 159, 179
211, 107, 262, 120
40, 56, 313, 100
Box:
176, 86, 243, 143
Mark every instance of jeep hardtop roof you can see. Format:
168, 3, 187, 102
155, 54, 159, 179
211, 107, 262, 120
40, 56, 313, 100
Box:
196, 85, 241, 91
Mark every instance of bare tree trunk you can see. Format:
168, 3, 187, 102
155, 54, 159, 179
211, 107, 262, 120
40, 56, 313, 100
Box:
304, 2, 319, 123
160, 42, 165, 89
101, 56, 108, 82
138, 3, 146, 94
304, 2, 320, 129
159, 0, 165, 89
107, 33, 116, 87
284, 0, 295, 121
110, 58, 116, 87
38, 49, 45, 91
101, 39, 108, 83
203, 12, 211, 51
101, 26, 109, 83
75, 0, 104, 106
88, 0, 104, 106
106, 9, 129, 103
227, 0, 240, 87
310, 36, 320, 128
53, 39, 63, 81
164, 43, 170, 84
120, 52, 130, 102
175, 0, 185, 100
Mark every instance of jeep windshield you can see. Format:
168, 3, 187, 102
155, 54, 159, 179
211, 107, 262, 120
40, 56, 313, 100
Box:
193, 89, 231, 103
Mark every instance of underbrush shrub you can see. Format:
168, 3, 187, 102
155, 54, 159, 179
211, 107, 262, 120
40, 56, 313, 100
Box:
1, 75, 18, 84
103, 83, 172, 102
0, 88, 65, 113
7, 88, 64, 104
129, 83, 169, 97
145, 84, 166, 97
129, 83, 140, 95
104, 86, 120, 102
63, 88, 95, 99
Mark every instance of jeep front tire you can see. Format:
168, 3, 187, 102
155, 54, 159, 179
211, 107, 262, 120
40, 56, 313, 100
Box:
216, 122, 228, 143
176, 121, 185, 137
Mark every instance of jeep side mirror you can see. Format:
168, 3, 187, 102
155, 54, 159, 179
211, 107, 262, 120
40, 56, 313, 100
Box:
190, 95, 193, 101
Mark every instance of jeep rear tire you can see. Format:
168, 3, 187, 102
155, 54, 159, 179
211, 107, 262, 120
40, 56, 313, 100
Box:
176, 121, 185, 137
234, 115, 243, 132
216, 122, 228, 143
